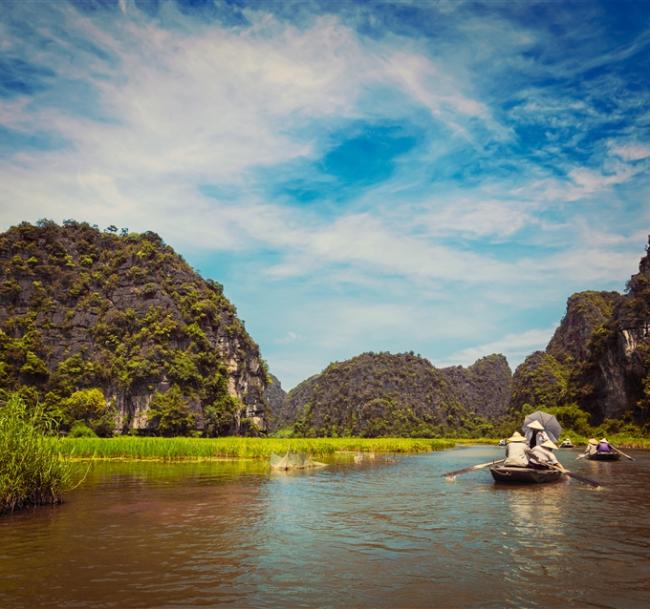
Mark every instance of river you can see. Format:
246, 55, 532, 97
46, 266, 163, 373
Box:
1, 446, 649, 609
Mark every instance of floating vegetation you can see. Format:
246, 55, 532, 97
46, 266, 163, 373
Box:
1, 396, 72, 514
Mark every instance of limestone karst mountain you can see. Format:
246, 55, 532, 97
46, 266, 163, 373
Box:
511, 238, 650, 425
276, 351, 512, 437
0, 220, 268, 435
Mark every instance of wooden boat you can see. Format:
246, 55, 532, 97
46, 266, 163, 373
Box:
587, 451, 620, 461
490, 465, 564, 484
560, 439, 574, 448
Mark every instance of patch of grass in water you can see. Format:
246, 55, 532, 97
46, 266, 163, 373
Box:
1, 396, 72, 514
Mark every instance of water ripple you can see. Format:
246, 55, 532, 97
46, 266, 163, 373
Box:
1, 449, 649, 609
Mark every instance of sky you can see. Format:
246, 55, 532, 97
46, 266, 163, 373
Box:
1, 0, 649, 389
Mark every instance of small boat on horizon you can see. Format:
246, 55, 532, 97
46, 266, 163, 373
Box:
560, 439, 574, 448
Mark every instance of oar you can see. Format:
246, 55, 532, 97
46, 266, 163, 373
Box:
610, 444, 635, 461
552, 464, 601, 488
442, 458, 505, 478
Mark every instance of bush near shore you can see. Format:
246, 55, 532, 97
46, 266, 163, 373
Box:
0, 396, 71, 514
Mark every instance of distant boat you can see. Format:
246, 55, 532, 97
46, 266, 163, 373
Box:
560, 439, 574, 448
490, 465, 564, 484
588, 451, 620, 461
497, 439, 507, 447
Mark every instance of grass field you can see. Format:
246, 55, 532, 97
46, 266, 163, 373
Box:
61, 436, 458, 461
59, 434, 650, 462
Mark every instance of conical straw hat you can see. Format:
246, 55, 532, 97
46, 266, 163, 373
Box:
588, 438, 598, 446
527, 420, 544, 431
507, 431, 526, 443
541, 439, 558, 450
599, 438, 608, 443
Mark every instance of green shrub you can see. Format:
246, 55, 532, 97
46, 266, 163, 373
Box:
62, 388, 116, 437
68, 421, 97, 438
204, 395, 241, 436
147, 385, 196, 436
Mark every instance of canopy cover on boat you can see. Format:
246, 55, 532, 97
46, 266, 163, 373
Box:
522, 411, 562, 443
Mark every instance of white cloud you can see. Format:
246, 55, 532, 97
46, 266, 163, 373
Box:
261, 211, 518, 284
276, 330, 299, 344
610, 143, 650, 162
418, 197, 533, 240
528, 248, 641, 284
436, 327, 557, 369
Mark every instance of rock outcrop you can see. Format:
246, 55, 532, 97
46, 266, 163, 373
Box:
440, 354, 512, 420
511, 239, 650, 425
570, 245, 650, 421
0, 220, 268, 434
264, 373, 287, 428
282, 351, 511, 436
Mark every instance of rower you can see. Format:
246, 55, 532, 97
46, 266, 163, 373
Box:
503, 431, 530, 467
584, 438, 598, 457
529, 439, 560, 469
597, 438, 612, 453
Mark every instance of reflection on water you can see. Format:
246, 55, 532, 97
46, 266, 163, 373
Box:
1, 448, 649, 609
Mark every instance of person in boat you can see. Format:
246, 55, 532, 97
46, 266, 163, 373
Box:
526, 420, 549, 448
503, 431, 531, 467
584, 438, 598, 457
528, 439, 560, 469
597, 438, 613, 453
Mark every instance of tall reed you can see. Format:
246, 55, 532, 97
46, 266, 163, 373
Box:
0, 396, 72, 514
61, 436, 457, 461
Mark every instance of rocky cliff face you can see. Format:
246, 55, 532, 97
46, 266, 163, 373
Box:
571, 245, 650, 421
546, 291, 622, 362
282, 351, 511, 437
440, 354, 512, 420
0, 220, 268, 434
264, 373, 287, 428
511, 239, 650, 424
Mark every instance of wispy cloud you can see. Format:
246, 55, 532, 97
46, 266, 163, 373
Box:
0, 0, 649, 388
436, 327, 558, 369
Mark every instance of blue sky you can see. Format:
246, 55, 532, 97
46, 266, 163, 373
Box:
1, 0, 649, 388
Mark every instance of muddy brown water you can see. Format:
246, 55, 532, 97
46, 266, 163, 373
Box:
1, 446, 649, 609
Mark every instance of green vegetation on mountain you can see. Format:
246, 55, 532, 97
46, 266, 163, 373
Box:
0, 220, 267, 436
510, 351, 570, 412
281, 351, 511, 438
